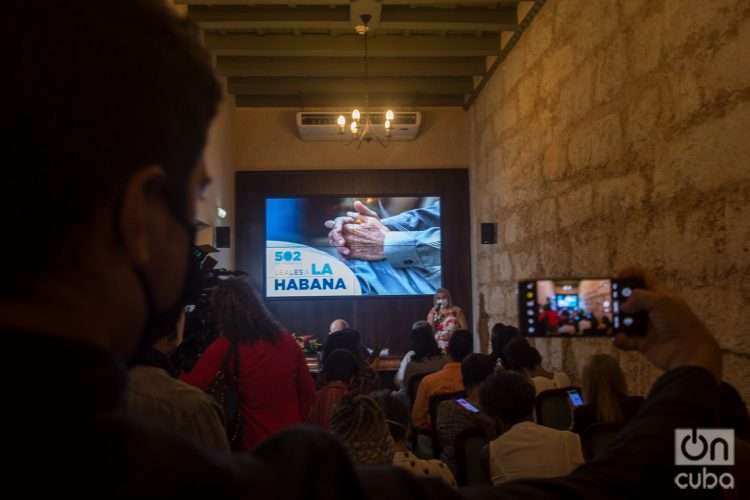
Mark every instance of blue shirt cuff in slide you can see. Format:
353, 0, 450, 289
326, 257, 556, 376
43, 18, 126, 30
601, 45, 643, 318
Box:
384, 231, 421, 268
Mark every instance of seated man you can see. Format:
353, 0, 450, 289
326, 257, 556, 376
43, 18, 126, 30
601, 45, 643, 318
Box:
329, 318, 350, 335
481, 371, 584, 484
436, 353, 498, 473
411, 330, 473, 429
126, 309, 230, 452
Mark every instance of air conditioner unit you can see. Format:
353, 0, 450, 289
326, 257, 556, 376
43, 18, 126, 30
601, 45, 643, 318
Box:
296, 111, 421, 142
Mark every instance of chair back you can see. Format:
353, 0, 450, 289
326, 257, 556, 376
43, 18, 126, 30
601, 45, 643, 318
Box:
535, 386, 580, 430
429, 391, 466, 454
581, 422, 623, 461
454, 428, 491, 486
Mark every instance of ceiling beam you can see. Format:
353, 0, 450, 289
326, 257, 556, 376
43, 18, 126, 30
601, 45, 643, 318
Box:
227, 76, 474, 95
234, 93, 466, 108
216, 56, 487, 77
188, 5, 518, 33
381, 6, 518, 32
204, 33, 501, 57
188, 5, 351, 30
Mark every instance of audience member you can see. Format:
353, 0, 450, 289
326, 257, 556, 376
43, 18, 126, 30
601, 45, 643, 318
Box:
330, 394, 394, 465
329, 319, 350, 335
394, 320, 446, 393
504, 337, 572, 394
182, 279, 315, 449
436, 353, 498, 473
412, 330, 473, 429
489, 323, 520, 368
374, 391, 456, 487
126, 309, 230, 452
571, 354, 643, 434
481, 370, 584, 484
321, 328, 379, 394
307, 349, 357, 430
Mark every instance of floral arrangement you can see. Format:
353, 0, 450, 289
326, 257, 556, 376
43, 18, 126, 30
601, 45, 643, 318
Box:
292, 333, 322, 356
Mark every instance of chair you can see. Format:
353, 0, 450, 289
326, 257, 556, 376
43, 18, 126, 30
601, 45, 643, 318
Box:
581, 423, 623, 461
454, 428, 491, 486
429, 391, 466, 455
534, 386, 580, 430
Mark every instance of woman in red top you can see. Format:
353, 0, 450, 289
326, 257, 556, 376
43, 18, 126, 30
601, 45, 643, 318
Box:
181, 279, 315, 450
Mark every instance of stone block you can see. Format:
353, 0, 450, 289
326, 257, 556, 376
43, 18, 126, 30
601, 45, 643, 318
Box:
524, 11, 554, 70
654, 101, 750, 198
570, 230, 611, 275
492, 92, 519, 135
558, 184, 594, 228
542, 139, 568, 181
663, 0, 736, 54
573, 0, 620, 62
519, 67, 541, 118
593, 173, 648, 217
622, 0, 649, 18
701, 16, 750, 98
541, 45, 575, 97
558, 62, 595, 128
512, 251, 539, 281
629, 11, 663, 77
567, 124, 593, 172
590, 113, 624, 166
493, 251, 514, 281
664, 64, 703, 126
593, 33, 628, 104
626, 85, 662, 149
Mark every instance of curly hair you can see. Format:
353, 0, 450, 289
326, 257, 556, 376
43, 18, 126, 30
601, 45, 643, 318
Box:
329, 394, 394, 465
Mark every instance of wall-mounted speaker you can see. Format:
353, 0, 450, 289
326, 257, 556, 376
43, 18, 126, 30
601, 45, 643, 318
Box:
480, 223, 497, 245
215, 226, 231, 249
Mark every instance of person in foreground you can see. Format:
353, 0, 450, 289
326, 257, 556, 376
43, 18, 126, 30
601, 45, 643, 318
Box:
481, 371, 584, 484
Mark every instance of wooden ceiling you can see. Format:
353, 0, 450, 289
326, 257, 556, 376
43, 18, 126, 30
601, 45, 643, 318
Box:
179, 0, 545, 108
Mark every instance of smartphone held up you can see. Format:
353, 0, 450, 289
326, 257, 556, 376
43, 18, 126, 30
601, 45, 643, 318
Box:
517, 278, 647, 337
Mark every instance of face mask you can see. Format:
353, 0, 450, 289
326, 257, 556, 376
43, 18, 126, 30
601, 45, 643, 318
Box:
118, 179, 198, 360
436, 299, 448, 308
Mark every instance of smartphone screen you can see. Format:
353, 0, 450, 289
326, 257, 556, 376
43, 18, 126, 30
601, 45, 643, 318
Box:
455, 398, 480, 414
517, 278, 647, 337
567, 389, 584, 407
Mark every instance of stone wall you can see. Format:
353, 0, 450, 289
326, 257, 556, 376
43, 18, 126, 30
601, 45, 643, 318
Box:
468, 0, 750, 399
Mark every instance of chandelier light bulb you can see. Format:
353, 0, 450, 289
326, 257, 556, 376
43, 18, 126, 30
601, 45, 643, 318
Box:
384, 119, 391, 130
337, 115, 346, 128
350, 121, 358, 134
385, 110, 394, 121
352, 109, 361, 122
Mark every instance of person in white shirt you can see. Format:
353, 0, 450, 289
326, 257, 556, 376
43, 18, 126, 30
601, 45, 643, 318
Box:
480, 370, 584, 485
503, 337, 571, 394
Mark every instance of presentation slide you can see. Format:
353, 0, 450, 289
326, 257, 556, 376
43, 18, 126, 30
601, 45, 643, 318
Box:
266, 196, 441, 297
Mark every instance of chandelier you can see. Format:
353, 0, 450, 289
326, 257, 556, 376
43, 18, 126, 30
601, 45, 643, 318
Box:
336, 14, 394, 146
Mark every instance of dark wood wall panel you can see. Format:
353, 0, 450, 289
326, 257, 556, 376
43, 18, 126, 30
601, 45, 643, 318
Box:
235, 169, 471, 355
